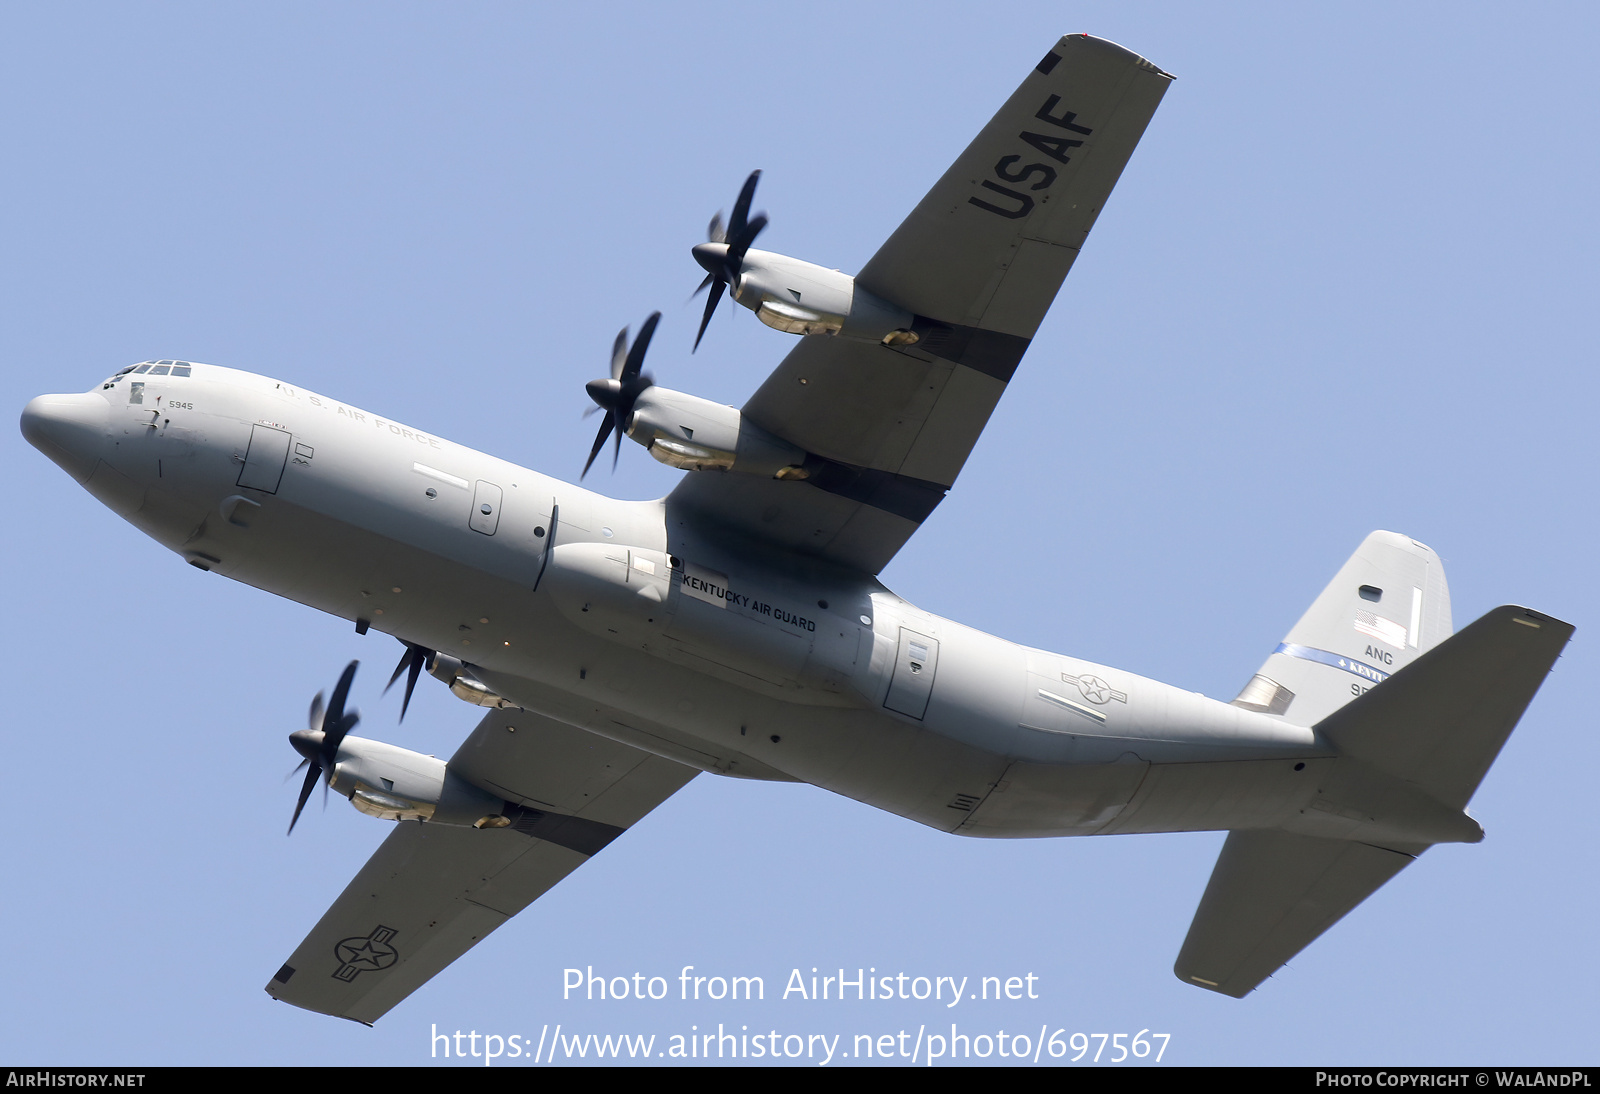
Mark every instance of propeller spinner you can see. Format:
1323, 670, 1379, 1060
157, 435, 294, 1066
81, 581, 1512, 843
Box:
691, 170, 768, 351
286, 660, 361, 834
581, 311, 660, 478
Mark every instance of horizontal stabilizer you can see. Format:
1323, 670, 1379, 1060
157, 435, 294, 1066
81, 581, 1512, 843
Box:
1174, 830, 1415, 997
1316, 605, 1573, 810
1181, 604, 1570, 997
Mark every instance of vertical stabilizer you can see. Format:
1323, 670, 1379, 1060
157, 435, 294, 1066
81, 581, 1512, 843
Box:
1232, 531, 1451, 727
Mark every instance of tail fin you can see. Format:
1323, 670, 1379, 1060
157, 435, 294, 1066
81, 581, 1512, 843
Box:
1179, 603, 1573, 997
1231, 531, 1452, 727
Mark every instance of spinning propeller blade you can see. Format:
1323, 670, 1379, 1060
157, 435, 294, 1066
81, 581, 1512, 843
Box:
383, 641, 433, 723
691, 170, 766, 351
286, 660, 361, 834
580, 312, 660, 478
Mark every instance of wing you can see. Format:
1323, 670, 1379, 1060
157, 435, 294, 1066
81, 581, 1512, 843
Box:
669, 34, 1173, 573
264, 706, 697, 1024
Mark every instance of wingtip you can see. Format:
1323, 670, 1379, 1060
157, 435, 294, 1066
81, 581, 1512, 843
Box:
1051, 32, 1175, 80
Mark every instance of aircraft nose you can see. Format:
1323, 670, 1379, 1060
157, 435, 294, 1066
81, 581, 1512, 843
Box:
20, 392, 110, 483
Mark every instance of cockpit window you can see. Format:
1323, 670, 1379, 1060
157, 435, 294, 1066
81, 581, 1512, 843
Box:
103, 360, 192, 388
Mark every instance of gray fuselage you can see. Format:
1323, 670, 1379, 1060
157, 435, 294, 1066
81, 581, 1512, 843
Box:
25, 361, 1336, 841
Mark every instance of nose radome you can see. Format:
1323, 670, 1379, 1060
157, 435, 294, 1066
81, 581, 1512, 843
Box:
21, 392, 110, 483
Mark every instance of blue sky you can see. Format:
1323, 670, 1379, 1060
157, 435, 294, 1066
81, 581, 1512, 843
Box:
5, 1, 1598, 1066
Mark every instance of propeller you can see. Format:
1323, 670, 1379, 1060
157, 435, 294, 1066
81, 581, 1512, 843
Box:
286, 660, 361, 835
581, 311, 660, 478
383, 640, 434, 723
691, 170, 768, 351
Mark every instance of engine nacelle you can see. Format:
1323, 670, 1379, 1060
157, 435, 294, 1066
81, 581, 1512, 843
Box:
426, 652, 518, 709
326, 735, 509, 827
717, 247, 918, 345
626, 387, 807, 477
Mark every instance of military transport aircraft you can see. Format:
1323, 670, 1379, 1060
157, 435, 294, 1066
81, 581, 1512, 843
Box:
19, 34, 1570, 1023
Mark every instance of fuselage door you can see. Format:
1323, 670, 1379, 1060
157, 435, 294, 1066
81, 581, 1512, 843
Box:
884, 628, 939, 719
470, 481, 503, 535
237, 425, 291, 493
